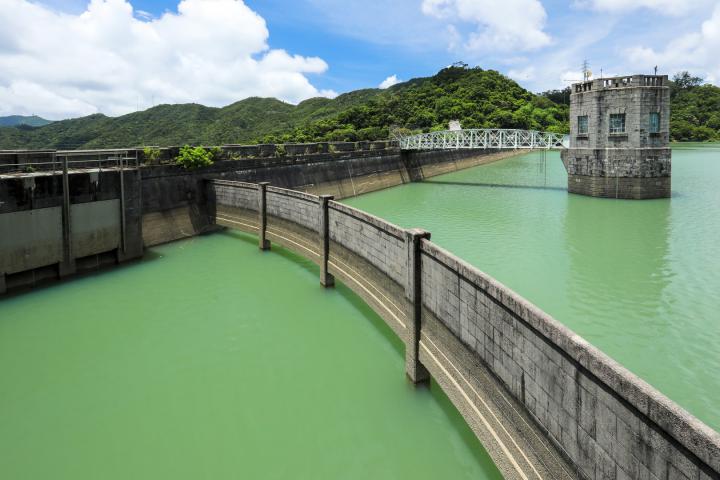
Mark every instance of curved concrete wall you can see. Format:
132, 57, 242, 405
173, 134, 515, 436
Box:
208, 179, 720, 480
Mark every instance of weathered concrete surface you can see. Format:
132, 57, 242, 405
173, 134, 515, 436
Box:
208, 179, 720, 480
0, 207, 63, 274
561, 74, 671, 199
70, 199, 120, 258
420, 239, 720, 480
0, 169, 143, 293
140, 147, 519, 246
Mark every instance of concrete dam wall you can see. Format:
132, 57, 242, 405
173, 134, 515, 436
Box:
0, 143, 513, 292
209, 179, 720, 480
140, 143, 517, 246
0, 164, 143, 293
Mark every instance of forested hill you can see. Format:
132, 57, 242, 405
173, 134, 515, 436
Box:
0, 66, 570, 149
0, 115, 52, 127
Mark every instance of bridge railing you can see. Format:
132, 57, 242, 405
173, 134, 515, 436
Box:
398, 129, 568, 150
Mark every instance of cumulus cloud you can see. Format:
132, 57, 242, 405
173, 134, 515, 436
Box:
579, 0, 708, 15
379, 75, 401, 89
626, 3, 720, 83
0, 0, 336, 119
421, 0, 551, 52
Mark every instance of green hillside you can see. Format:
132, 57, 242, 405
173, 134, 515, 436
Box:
0, 115, 53, 128
0, 67, 569, 149
277, 67, 568, 143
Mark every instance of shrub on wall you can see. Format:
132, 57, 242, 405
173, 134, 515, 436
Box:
176, 145, 214, 170
143, 146, 162, 165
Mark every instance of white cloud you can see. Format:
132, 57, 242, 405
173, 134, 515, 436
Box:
379, 75, 401, 89
0, 0, 336, 119
626, 3, 720, 83
579, 0, 708, 15
421, 0, 551, 52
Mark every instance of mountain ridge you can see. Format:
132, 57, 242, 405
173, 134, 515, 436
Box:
0, 67, 568, 149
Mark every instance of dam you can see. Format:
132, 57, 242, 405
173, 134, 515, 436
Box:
1, 139, 719, 479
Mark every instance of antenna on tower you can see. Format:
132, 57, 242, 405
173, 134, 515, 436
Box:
582, 60, 592, 81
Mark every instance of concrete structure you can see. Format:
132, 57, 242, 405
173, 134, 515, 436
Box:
210, 179, 720, 480
0, 143, 516, 292
561, 75, 671, 199
2, 142, 719, 479
0, 151, 143, 293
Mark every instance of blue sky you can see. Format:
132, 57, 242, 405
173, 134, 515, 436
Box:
2, 0, 719, 118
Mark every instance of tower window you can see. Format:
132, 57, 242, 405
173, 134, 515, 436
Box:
649, 112, 660, 133
609, 114, 626, 134
578, 115, 589, 134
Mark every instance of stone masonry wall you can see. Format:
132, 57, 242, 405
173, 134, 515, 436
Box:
327, 202, 407, 287
419, 240, 720, 480
266, 187, 320, 233
212, 180, 258, 211
208, 179, 720, 480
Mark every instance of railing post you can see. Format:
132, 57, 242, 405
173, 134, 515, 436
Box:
59, 154, 76, 277
405, 228, 431, 384
318, 195, 334, 287
258, 182, 270, 251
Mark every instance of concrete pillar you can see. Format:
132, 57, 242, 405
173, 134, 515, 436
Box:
318, 195, 334, 287
257, 182, 270, 251
404, 228, 431, 384
0, 273, 6, 295
59, 155, 76, 277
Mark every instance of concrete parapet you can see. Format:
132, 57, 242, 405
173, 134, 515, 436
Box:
332, 142, 356, 152
257, 144, 277, 157
207, 179, 720, 480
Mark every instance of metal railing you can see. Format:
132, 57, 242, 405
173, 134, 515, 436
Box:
398, 129, 569, 151
0, 149, 140, 175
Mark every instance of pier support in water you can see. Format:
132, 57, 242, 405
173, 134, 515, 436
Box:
59, 154, 76, 277
257, 182, 270, 251
318, 195, 334, 288
405, 228, 431, 384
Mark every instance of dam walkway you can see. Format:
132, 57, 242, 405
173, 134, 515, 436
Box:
398, 129, 569, 151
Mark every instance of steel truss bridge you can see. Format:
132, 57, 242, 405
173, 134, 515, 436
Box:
398, 129, 569, 151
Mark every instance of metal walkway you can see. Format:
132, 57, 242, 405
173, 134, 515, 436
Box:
398, 129, 569, 150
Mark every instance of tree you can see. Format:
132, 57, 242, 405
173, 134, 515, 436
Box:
672, 71, 704, 89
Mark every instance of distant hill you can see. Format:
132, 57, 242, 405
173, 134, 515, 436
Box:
0, 115, 53, 128
0, 67, 569, 150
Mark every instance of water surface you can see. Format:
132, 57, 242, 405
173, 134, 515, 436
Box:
0, 232, 502, 479
346, 144, 720, 431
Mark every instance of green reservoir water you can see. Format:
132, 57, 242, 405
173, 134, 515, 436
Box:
346, 143, 720, 432
0, 232, 502, 479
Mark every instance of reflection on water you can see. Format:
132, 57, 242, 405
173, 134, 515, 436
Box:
563, 195, 672, 342
346, 145, 720, 431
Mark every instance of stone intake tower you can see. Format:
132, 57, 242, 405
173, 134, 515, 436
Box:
561, 74, 671, 199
